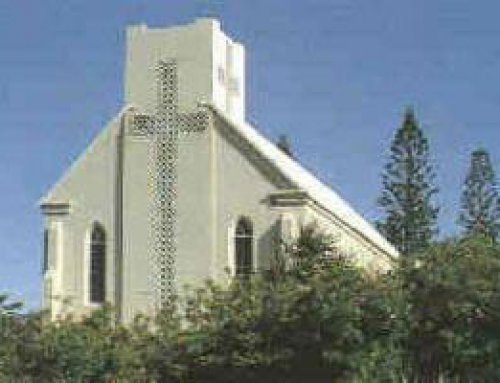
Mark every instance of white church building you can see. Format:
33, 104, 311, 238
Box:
40, 18, 397, 322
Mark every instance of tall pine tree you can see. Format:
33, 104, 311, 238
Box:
377, 108, 439, 256
458, 148, 500, 240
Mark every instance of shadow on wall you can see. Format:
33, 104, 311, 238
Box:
257, 219, 281, 271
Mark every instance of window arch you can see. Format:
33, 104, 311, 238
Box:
235, 217, 253, 276
89, 223, 106, 304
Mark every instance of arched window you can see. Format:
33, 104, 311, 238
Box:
235, 217, 253, 276
90, 223, 106, 304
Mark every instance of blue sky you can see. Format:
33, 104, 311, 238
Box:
1, 0, 499, 308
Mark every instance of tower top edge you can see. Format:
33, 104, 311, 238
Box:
127, 18, 224, 35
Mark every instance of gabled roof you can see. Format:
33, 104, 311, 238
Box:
207, 103, 399, 259
40, 101, 398, 259
39, 105, 130, 206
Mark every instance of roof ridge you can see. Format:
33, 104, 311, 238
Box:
204, 102, 398, 259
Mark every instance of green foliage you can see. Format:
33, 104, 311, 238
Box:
0, 227, 397, 381
3, 232, 500, 380
0, 305, 149, 381
0, 294, 22, 314
377, 107, 439, 256
276, 134, 293, 158
0, 294, 24, 380
401, 236, 500, 381
458, 148, 500, 241
176, 225, 388, 382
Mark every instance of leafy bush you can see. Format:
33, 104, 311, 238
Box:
402, 236, 500, 381
2, 231, 500, 381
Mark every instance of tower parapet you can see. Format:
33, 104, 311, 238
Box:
125, 18, 245, 122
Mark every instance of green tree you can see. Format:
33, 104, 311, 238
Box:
0, 294, 22, 315
401, 237, 500, 381
177, 225, 402, 382
458, 148, 500, 241
0, 294, 25, 380
377, 107, 439, 256
276, 134, 293, 158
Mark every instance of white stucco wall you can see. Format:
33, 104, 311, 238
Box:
210, 111, 394, 276
121, 133, 153, 320
212, 114, 293, 277
41, 112, 121, 319
175, 126, 213, 290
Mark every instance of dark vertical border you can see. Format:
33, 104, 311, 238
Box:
114, 112, 125, 322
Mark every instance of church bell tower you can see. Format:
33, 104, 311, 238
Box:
125, 18, 245, 122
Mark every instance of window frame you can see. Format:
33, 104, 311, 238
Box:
87, 222, 106, 305
234, 217, 254, 277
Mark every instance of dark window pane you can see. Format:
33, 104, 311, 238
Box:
235, 218, 252, 276
90, 224, 106, 303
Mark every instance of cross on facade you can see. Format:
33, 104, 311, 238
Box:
130, 60, 208, 306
